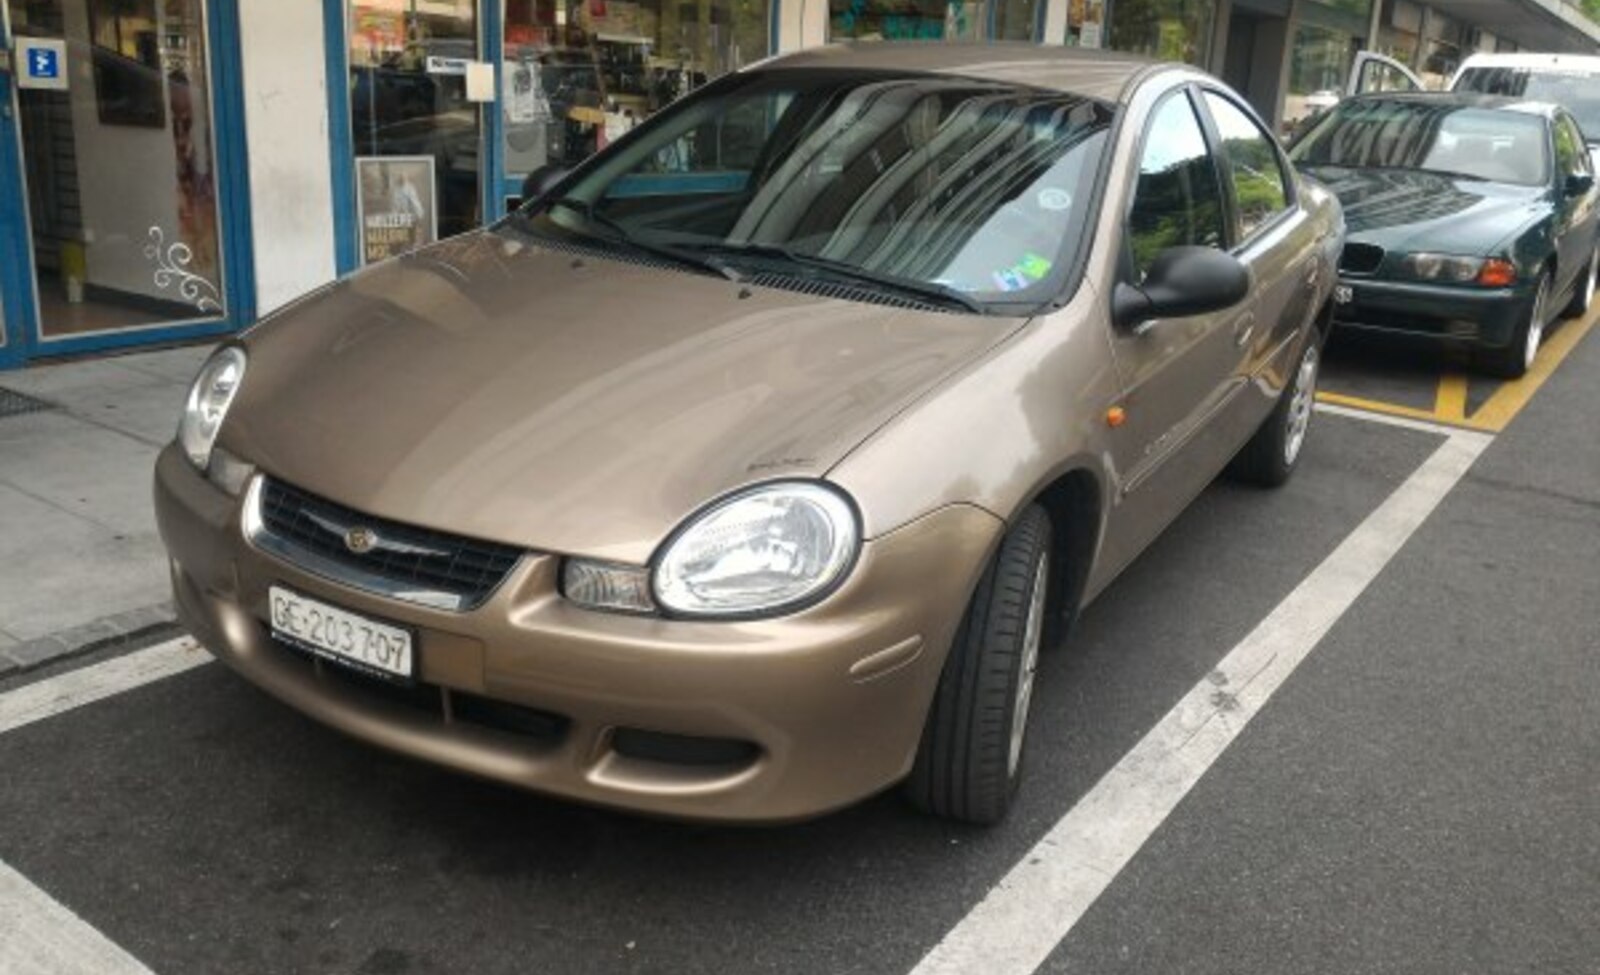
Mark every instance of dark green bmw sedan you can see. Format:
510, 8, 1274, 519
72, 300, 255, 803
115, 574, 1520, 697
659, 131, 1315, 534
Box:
1291, 93, 1600, 377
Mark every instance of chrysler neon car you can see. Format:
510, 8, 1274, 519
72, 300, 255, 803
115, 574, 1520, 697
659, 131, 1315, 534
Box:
156, 45, 1342, 824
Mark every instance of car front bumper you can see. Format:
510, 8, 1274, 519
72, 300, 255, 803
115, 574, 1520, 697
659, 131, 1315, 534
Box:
1332, 276, 1536, 349
153, 444, 1003, 823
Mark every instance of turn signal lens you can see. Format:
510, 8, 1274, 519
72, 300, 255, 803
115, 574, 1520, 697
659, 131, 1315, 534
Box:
563, 559, 656, 614
1476, 259, 1517, 288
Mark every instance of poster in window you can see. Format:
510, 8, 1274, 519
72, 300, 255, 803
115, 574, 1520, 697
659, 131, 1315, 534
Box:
356, 156, 438, 265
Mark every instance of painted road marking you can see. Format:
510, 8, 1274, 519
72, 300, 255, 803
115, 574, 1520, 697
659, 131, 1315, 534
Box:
1316, 307, 1596, 433
1315, 401, 1466, 439
0, 638, 207, 975
0, 860, 156, 975
0, 637, 208, 736
910, 426, 1491, 975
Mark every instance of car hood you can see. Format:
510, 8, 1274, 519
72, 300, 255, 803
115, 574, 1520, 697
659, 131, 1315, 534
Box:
224, 229, 1023, 563
1301, 165, 1545, 256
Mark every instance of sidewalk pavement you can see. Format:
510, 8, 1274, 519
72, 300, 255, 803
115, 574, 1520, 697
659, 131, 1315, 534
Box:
0, 344, 214, 675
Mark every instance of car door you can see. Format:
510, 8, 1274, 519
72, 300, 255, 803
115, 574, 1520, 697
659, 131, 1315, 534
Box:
1100, 86, 1251, 575
1550, 111, 1599, 297
1347, 52, 1426, 96
1198, 88, 1323, 393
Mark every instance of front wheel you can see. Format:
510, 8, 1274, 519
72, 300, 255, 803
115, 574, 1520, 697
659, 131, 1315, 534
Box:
1562, 246, 1598, 319
905, 505, 1052, 825
1229, 333, 1321, 487
1480, 271, 1549, 379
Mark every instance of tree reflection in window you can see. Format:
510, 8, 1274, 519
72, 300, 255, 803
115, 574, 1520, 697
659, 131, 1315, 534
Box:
1128, 93, 1225, 281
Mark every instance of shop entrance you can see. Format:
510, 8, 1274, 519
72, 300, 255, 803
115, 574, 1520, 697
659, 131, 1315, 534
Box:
0, 0, 243, 361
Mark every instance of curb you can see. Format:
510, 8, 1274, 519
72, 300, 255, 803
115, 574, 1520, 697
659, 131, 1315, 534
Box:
0, 603, 180, 678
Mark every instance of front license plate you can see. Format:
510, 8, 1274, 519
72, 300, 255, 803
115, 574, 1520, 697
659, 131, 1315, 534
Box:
268, 586, 414, 681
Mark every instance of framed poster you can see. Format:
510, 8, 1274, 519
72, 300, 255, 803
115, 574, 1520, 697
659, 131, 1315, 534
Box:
355, 156, 438, 265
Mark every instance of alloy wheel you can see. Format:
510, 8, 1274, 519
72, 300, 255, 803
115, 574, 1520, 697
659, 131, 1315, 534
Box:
1283, 344, 1320, 467
1008, 552, 1049, 778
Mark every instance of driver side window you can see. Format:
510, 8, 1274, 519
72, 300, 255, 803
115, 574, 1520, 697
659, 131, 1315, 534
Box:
1128, 92, 1227, 282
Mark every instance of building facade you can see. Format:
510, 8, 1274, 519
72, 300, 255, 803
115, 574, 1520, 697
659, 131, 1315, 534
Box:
1, 0, 1597, 369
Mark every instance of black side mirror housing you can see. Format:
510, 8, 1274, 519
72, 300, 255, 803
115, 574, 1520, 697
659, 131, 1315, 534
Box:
1565, 172, 1595, 197
1112, 246, 1252, 329
519, 164, 571, 207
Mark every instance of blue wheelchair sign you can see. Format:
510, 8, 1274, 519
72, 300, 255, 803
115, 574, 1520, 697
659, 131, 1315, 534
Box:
28, 48, 60, 80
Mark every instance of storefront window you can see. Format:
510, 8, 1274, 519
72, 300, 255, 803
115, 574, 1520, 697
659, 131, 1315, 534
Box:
349, 0, 478, 259
1066, 0, 1107, 47
503, 0, 771, 186
1107, 0, 1214, 67
8, 0, 226, 337
1283, 22, 1358, 136
993, 0, 1037, 40
828, 0, 989, 41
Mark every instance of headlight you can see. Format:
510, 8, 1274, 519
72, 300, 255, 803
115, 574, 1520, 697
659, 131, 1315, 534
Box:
178, 346, 247, 470
1399, 253, 1484, 283
651, 482, 859, 618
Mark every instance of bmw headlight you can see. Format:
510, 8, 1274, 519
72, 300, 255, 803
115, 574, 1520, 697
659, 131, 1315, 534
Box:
1399, 253, 1484, 283
652, 482, 859, 617
178, 346, 247, 470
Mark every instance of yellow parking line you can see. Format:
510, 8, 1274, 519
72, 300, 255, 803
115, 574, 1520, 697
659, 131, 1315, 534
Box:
1434, 373, 1469, 423
1466, 313, 1597, 432
1315, 390, 1495, 431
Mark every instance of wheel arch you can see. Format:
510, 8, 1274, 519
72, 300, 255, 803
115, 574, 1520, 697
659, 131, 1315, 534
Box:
1028, 465, 1104, 635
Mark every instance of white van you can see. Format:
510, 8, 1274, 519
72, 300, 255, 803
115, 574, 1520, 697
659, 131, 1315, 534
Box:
1449, 53, 1600, 146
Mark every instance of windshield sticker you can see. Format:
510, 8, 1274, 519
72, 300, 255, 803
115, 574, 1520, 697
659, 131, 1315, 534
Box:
1018, 253, 1053, 280
1038, 188, 1073, 211
992, 269, 1030, 292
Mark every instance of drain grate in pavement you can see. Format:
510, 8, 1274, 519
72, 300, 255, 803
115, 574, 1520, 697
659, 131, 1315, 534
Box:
0, 386, 58, 418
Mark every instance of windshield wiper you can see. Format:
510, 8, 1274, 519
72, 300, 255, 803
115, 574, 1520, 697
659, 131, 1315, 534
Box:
686, 241, 985, 314
541, 197, 743, 283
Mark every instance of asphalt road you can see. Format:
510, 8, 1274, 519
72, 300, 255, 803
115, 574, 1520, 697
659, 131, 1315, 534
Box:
1, 322, 1596, 975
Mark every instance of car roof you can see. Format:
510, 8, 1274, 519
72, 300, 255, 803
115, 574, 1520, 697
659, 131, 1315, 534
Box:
1343, 90, 1562, 121
1456, 52, 1600, 74
754, 42, 1169, 103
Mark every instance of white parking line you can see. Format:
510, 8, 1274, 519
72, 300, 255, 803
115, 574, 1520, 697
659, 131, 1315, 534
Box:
0, 637, 208, 975
0, 860, 156, 975
0, 637, 208, 736
1315, 401, 1471, 439
911, 427, 1491, 975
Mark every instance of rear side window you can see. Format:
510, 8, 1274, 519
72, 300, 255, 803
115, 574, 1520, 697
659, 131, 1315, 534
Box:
1127, 93, 1227, 282
1203, 92, 1291, 240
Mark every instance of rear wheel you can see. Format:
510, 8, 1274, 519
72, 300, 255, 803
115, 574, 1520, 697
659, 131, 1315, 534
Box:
905, 505, 1051, 825
1481, 271, 1549, 379
1229, 332, 1321, 487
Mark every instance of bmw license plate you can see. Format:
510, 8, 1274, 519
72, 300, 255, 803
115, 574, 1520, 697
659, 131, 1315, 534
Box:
268, 586, 414, 681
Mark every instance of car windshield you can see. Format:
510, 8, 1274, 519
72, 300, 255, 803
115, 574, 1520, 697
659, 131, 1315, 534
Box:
1291, 99, 1550, 187
509, 68, 1115, 310
1454, 66, 1600, 141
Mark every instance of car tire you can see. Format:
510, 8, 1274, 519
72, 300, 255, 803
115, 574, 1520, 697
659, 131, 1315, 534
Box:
905, 504, 1052, 825
1228, 331, 1322, 488
1481, 271, 1550, 380
1562, 246, 1598, 319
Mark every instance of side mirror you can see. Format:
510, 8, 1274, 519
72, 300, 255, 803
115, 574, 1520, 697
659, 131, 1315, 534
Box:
1565, 172, 1594, 197
1112, 246, 1252, 329
519, 164, 571, 207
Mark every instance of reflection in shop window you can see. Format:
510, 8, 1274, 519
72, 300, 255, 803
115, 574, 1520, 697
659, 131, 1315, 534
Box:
503, 0, 772, 181
828, 0, 989, 41
992, 0, 1038, 41
1108, 0, 1214, 67
1283, 23, 1357, 138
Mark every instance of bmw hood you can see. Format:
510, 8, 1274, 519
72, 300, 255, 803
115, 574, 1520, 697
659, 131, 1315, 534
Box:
222, 229, 1023, 563
1302, 165, 1545, 256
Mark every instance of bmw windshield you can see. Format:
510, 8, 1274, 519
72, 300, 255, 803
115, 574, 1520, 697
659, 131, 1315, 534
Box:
1291, 99, 1551, 187
508, 69, 1115, 312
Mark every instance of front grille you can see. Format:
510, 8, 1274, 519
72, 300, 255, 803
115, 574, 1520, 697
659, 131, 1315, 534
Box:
256, 477, 522, 611
1340, 243, 1385, 275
